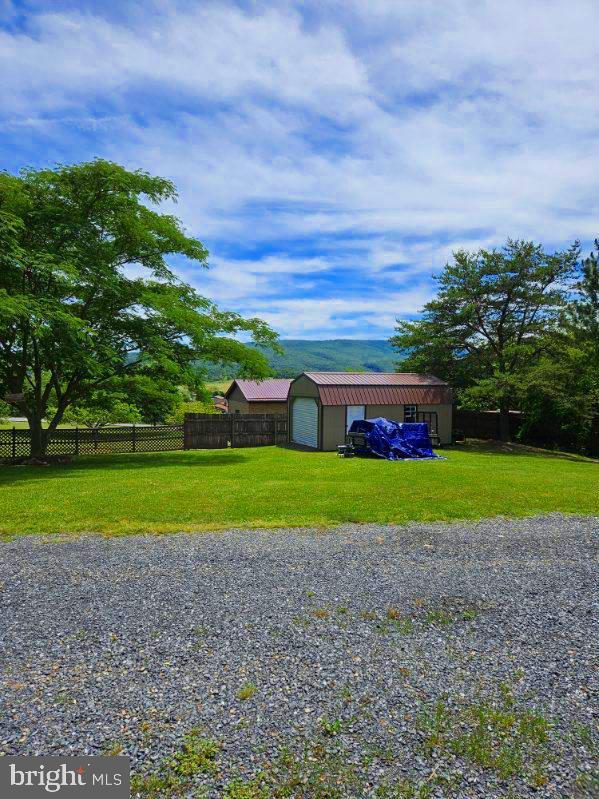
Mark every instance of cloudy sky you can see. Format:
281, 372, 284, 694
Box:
1, 0, 598, 339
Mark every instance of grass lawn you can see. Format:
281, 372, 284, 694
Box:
0, 441, 597, 538
205, 380, 233, 395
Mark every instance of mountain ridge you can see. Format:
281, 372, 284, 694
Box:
202, 339, 399, 379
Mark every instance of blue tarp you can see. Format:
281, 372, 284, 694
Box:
348, 417, 440, 461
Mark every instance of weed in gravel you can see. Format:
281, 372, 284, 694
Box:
340, 685, 353, 703
336, 605, 349, 615
101, 740, 124, 756
386, 607, 402, 620
237, 682, 257, 701
424, 609, 453, 626
55, 691, 75, 706
130, 771, 183, 799
291, 614, 311, 627
320, 716, 344, 737
375, 779, 432, 798
418, 685, 552, 786
223, 778, 269, 799
312, 607, 330, 619
132, 731, 220, 798
393, 618, 414, 635
170, 729, 221, 777
268, 740, 362, 799
360, 610, 378, 621
573, 770, 599, 797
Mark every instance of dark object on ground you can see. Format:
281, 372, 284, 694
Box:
344, 418, 440, 460
1, 454, 73, 466
453, 428, 466, 442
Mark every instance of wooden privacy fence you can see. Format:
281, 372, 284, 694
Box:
453, 409, 523, 440
0, 424, 184, 460
184, 413, 288, 449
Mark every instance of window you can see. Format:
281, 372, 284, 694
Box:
404, 404, 417, 422
346, 405, 365, 433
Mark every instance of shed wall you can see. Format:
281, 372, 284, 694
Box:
321, 406, 346, 451
247, 401, 289, 414
288, 374, 320, 397
227, 385, 250, 414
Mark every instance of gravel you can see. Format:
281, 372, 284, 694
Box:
0, 513, 597, 798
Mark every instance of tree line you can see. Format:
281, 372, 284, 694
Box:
392, 239, 599, 454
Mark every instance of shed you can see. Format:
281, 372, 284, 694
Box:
225, 378, 292, 414
288, 372, 453, 450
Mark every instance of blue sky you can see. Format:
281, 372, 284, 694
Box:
1, 0, 598, 339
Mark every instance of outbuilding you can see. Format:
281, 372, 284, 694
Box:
288, 372, 452, 450
225, 378, 292, 414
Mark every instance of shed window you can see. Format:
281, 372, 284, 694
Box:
404, 404, 417, 422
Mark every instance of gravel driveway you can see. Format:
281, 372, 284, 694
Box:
1, 514, 597, 798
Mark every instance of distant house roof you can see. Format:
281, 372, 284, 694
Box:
226, 378, 292, 402
296, 372, 452, 406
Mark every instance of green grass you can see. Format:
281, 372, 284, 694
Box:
0, 442, 597, 538
205, 380, 232, 395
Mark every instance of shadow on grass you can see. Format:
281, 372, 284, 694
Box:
452, 440, 598, 463
0, 450, 250, 484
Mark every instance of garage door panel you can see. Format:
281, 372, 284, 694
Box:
292, 397, 318, 448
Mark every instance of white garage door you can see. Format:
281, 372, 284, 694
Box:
292, 397, 318, 448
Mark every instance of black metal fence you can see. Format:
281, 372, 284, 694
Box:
0, 424, 184, 460
184, 413, 288, 449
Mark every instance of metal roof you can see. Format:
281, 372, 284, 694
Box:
295, 372, 451, 406
317, 385, 452, 406
228, 378, 292, 402
304, 372, 448, 386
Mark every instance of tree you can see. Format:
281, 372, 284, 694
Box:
515, 239, 599, 454
568, 238, 599, 363
0, 160, 278, 456
58, 389, 142, 429
391, 239, 580, 440
166, 400, 218, 424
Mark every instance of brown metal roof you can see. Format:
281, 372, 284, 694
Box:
296, 372, 450, 406
228, 378, 292, 402
317, 385, 452, 406
304, 372, 448, 386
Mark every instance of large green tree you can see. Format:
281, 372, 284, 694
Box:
0, 160, 278, 456
391, 239, 580, 441
515, 239, 599, 453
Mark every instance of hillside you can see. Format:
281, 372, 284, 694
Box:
200, 339, 398, 379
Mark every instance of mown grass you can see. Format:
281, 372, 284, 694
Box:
0, 442, 597, 538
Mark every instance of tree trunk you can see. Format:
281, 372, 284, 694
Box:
29, 417, 48, 458
498, 405, 511, 442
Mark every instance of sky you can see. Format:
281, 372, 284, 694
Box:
1, 0, 598, 340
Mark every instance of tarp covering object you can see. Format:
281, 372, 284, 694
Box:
348, 418, 440, 461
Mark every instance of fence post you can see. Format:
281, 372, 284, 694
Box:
75, 426, 79, 456
132, 423, 136, 452
229, 414, 234, 448
12, 426, 16, 459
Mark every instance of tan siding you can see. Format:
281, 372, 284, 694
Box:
321, 406, 346, 451
418, 403, 453, 444
227, 398, 250, 413
247, 401, 288, 414
365, 404, 403, 422
288, 374, 319, 398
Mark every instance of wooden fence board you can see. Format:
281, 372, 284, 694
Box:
184, 413, 287, 449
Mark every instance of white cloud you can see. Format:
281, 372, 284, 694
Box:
1, 0, 598, 337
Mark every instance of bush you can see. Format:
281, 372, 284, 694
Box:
166, 400, 218, 424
